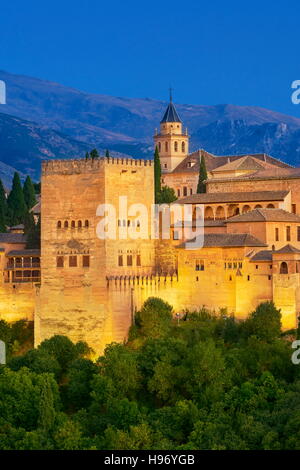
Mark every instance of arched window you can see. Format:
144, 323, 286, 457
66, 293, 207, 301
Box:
165, 142, 168, 152
216, 206, 225, 219
177, 189, 180, 197
57, 221, 62, 229
242, 205, 251, 213
158, 142, 161, 152
205, 206, 214, 219
267, 203, 275, 208
255, 204, 262, 209
71, 220, 76, 229
182, 141, 185, 153
280, 262, 288, 274
64, 221, 68, 228
78, 220, 82, 228
85, 220, 89, 228
174, 141, 178, 152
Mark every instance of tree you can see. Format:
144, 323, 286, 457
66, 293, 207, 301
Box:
154, 146, 161, 203
135, 297, 173, 339
242, 301, 282, 342
156, 186, 177, 204
90, 148, 100, 160
33, 182, 41, 195
197, 154, 207, 194
85, 152, 90, 160
105, 149, 110, 158
7, 172, 27, 225
23, 176, 37, 210
37, 376, 56, 432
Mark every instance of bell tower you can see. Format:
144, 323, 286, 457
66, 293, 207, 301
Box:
154, 91, 189, 172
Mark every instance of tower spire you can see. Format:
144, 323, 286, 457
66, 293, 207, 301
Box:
169, 86, 173, 103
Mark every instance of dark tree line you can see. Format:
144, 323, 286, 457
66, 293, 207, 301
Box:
0, 172, 40, 248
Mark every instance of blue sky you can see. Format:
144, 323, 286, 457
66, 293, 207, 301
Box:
1, 0, 300, 116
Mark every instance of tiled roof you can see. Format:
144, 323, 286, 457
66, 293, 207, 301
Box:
227, 208, 300, 223
211, 155, 278, 172
176, 190, 289, 205
170, 149, 292, 175
7, 249, 40, 257
275, 244, 300, 254
250, 250, 273, 262
160, 101, 182, 123
0, 233, 27, 244
177, 233, 267, 249
206, 166, 300, 183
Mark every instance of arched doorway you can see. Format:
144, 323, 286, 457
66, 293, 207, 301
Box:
280, 262, 288, 274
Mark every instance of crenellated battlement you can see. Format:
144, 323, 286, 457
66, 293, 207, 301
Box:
42, 157, 153, 175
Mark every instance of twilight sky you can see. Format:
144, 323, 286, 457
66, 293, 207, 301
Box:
1, 0, 300, 117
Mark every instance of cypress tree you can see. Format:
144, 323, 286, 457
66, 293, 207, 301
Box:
7, 172, 28, 225
105, 149, 110, 158
0, 204, 6, 232
23, 176, 37, 209
154, 146, 162, 203
90, 148, 100, 160
38, 376, 56, 433
197, 154, 208, 194
85, 151, 90, 160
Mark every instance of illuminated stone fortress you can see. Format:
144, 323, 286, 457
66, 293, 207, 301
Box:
1, 97, 300, 355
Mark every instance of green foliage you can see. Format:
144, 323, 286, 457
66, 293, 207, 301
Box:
89, 148, 100, 160
135, 297, 173, 339
242, 301, 282, 342
154, 146, 161, 203
197, 154, 207, 194
105, 149, 110, 158
2, 299, 300, 450
23, 176, 37, 209
156, 186, 177, 204
7, 172, 28, 225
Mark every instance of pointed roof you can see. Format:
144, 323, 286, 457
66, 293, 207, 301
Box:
275, 244, 300, 254
160, 92, 182, 123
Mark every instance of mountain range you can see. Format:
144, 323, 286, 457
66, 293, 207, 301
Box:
1, 69, 300, 184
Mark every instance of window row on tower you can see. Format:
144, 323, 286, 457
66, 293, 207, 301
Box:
57, 220, 90, 229
158, 141, 186, 153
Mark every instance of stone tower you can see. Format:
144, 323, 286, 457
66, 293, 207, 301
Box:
35, 157, 155, 357
154, 92, 189, 172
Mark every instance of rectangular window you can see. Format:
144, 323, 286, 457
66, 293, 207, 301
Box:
177, 189, 180, 197
118, 255, 123, 267
195, 259, 204, 271
136, 255, 141, 267
286, 226, 291, 242
82, 255, 90, 267
275, 227, 279, 241
69, 256, 77, 267
292, 204, 297, 214
127, 255, 133, 266
183, 187, 187, 196
297, 226, 300, 242
56, 256, 64, 268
